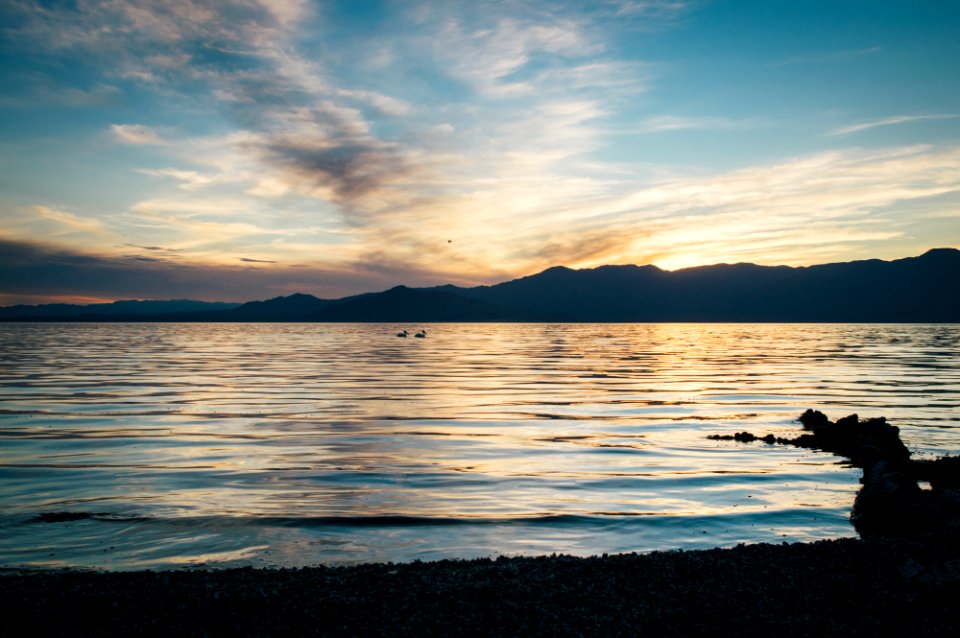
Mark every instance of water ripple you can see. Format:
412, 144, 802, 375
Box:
0, 322, 957, 568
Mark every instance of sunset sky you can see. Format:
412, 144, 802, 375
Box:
1, 0, 959, 304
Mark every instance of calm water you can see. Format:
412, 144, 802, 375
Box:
1, 323, 957, 570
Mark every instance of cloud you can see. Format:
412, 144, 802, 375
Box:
138, 168, 216, 190
20, 205, 122, 245
111, 124, 165, 145
33, 205, 107, 234
3, 142, 959, 304
5, 0, 957, 303
6, 0, 291, 52
624, 115, 739, 134
607, 1, 690, 16
257, 0, 311, 27
336, 89, 413, 117
0, 237, 479, 304
535, 61, 652, 92
124, 244, 183, 257
129, 198, 254, 217
4, 0, 658, 227
555, 144, 960, 270
416, 8, 617, 99
0, 79, 121, 108
10, 0, 420, 213
358, 143, 959, 276
122, 196, 321, 259
261, 140, 413, 202
830, 114, 960, 136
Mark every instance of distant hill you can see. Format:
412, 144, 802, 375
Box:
209, 292, 335, 321
452, 248, 960, 321
313, 286, 508, 322
484, 248, 960, 321
2, 248, 958, 322
0, 299, 240, 320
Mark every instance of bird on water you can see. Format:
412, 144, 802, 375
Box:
396, 329, 409, 338
415, 329, 427, 338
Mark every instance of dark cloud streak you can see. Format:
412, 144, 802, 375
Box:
124, 243, 183, 254
0, 238, 468, 304
262, 140, 412, 202
5, 0, 421, 214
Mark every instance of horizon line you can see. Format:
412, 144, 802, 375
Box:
2, 246, 956, 308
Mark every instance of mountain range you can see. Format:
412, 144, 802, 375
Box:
2, 248, 958, 322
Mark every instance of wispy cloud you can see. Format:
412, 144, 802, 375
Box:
3, 1, 958, 304
432, 16, 600, 97
830, 113, 960, 136
137, 168, 216, 190
111, 124, 166, 145
4, 0, 669, 232
623, 115, 741, 134
4, 141, 959, 303
560, 144, 960, 270
261, 139, 413, 203
32, 205, 111, 238
124, 243, 184, 258
10, 0, 413, 199
0, 236, 479, 303
0, 78, 121, 108
608, 1, 691, 17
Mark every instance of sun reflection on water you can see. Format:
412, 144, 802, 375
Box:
0, 322, 957, 568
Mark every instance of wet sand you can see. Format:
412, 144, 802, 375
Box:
2, 536, 959, 637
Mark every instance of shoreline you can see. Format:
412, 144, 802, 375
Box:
4, 412, 957, 634
2, 536, 959, 636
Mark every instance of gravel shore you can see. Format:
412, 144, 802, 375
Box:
6, 412, 956, 636
2, 536, 959, 637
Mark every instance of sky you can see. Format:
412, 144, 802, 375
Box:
1, 0, 959, 304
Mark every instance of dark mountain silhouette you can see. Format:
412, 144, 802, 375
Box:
313, 286, 507, 321
453, 264, 666, 321
0, 299, 240, 320
444, 248, 960, 321
210, 292, 335, 321
1, 248, 958, 322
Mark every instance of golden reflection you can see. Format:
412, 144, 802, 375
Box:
1, 323, 957, 567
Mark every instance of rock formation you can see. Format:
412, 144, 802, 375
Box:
709, 410, 960, 538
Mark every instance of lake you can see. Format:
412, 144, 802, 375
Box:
1, 323, 957, 569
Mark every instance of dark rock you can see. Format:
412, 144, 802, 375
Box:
708, 412, 960, 540
799, 408, 831, 430
852, 461, 925, 535
791, 413, 911, 468
708, 432, 782, 445
710, 432, 757, 443
36, 512, 96, 523
909, 456, 960, 490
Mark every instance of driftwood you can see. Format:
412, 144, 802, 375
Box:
709, 410, 960, 538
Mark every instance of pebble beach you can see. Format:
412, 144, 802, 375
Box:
2, 536, 959, 637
